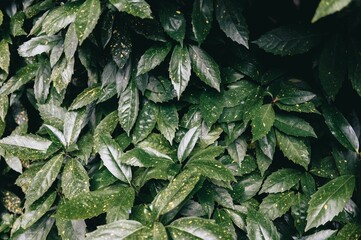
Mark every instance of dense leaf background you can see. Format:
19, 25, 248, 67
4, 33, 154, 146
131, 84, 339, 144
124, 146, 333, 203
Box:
1, 0, 361, 239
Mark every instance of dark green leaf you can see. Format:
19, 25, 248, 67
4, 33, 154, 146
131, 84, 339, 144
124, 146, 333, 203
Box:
56, 186, 131, 220
227, 136, 247, 167
192, 0, 213, 44
168, 217, 233, 239
118, 80, 139, 135
64, 23, 78, 61
187, 158, 235, 181
260, 168, 302, 194
199, 90, 224, 127
52, 56, 75, 93
69, 85, 102, 110
25, 154, 63, 209
137, 42, 172, 76
215, 0, 249, 48
312, 0, 352, 22
132, 100, 158, 143
250, 104, 275, 142
106, 187, 135, 222
56, 219, 86, 240
86, 220, 148, 239
277, 84, 316, 105
291, 193, 309, 234
18, 35, 62, 57
246, 208, 280, 240
110, 0, 153, 19
169, 45, 191, 98
75, 0, 101, 45
274, 114, 317, 138
337, 223, 361, 240
43, 124, 66, 148
322, 104, 359, 152
275, 130, 311, 169
254, 26, 320, 56
12, 215, 54, 240
159, 2, 186, 44
10, 12, 26, 37
145, 76, 176, 103
348, 40, 361, 97
120, 148, 172, 167
151, 170, 200, 216
306, 175, 355, 231
259, 191, 297, 220
258, 128, 276, 159
157, 104, 179, 144
189, 45, 221, 92
0, 40, 10, 74
276, 101, 320, 114
177, 127, 199, 162
232, 173, 263, 203
110, 25, 132, 69
63, 109, 88, 148
61, 158, 90, 199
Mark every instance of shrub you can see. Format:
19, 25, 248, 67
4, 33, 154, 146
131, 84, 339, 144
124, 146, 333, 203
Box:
0, 0, 361, 239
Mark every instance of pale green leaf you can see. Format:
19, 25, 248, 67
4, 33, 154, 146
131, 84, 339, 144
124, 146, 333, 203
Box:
312, 0, 352, 22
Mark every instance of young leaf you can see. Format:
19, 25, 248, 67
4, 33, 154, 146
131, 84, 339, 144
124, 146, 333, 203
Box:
169, 45, 191, 99
136, 42, 172, 76
110, 0, 152, 19
215, 0, 249, 48
98, 134, 132, 184
305, 175, 355, 231
56, 186, 131, 220
151, 170, 200, 216
189, 45, 221, 92
69, 85, 102, 110
186, 159, 235, 181
25, 154, 63, 209
61, 158, 90, 199
260, 168, 302, 194
318, 34, 346, 100
259, 191, 297, 220
118, 80, 139, 135
75, 0, 101, 45
246, 208, 280, 240
86, 220, 148, 239
167, 217, 233, 239
157, 104, 179, 144
312, 0, 352, 22
322, 104, 359, 152
250, 104, 275, 142
274, 114, 317, 138
178, 127, 200, 162
192, 0, 213, 44
254, 26, 320, 56
275, 130, 310, 169
132, 101, 158, 144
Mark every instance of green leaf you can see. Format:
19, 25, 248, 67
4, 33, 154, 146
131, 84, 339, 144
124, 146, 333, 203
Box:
25, 154, 63, 209
260, 168, 302, 194
64, 23, 78, 61
258, 129, 276, 159
232, 172, 263, 203
227, 136, 247, 167
61, 158, 90, 199
187, 159, 235, 181
63, 109, 87, 148
192, 0, 213, 44
40, 2, 80, 35
0, 40, 10, 74
75, 0, 101, 45
189, 146, 225, 162
120, 148, 172, 167
151, 170, 200, 216
305, 175, 355, 231
132, 101, 158, 143
86, 220, 148, 239
259, 191, 297, 220
0, 64, 39, 96
56, 186, 131, 220
275, 130, 310, 169
199, 90, 224, 127
167, 217, 233, 239
246, 208, 280, 240
38, 102, 67, 130
110, 25, 132, 69
145, 76, 176, 103
159, 2, 186, 44
178, 127, 200, 162
18, 35, 62, 57
274, 114, 317, 138
189, 45, 221, 92
318, 34, 346, 99
276, 101, 320, 114
118, 80, 139, 135
110, 0, 153, 19
254, 26, 320, 56
52, 56, 75, 93
337, 223, 361, 240
43, 124, 66, 148
21, 192, 56, 229
156, 104, 179, 144
291, 193, 309, 234
169, 44, 191, 99
69, 85, 102, 110
12, 215, 54, 240
215, 0, 249, 48
322, 104, 359, 152
0, 134, 53, 160
34, 62, 51, 104
106, 187, 135, 222
56, 219, 86, 240
98, 134, 132, 184
312, 0, 352, 22
10, 12, 26, 37
348, 40, 361, 97
250, 104, 275, 142
277, 84, 316, 105
137, 133, 176, 159
136, 42, 172, 76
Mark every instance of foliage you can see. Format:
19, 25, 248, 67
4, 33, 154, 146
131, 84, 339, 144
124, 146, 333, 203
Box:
1, 0, 361, 239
